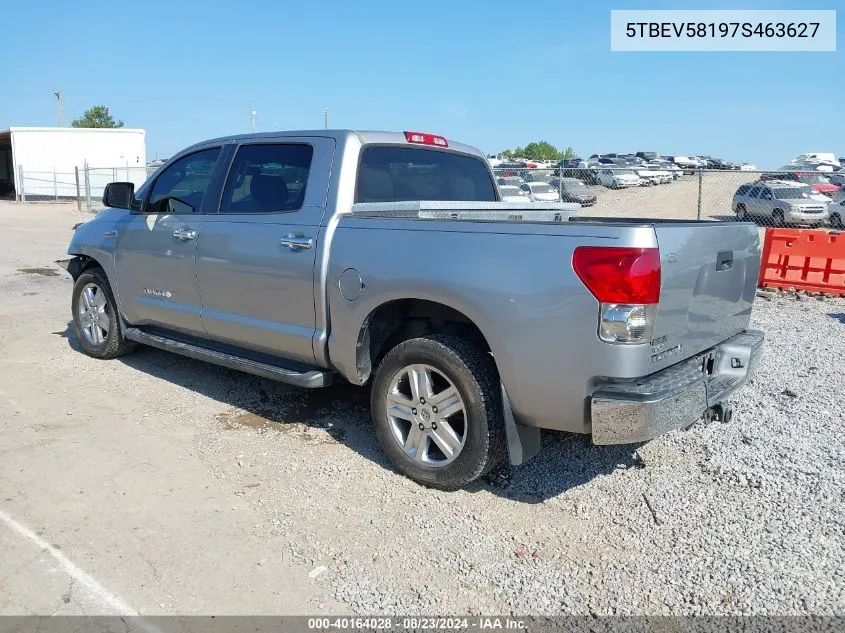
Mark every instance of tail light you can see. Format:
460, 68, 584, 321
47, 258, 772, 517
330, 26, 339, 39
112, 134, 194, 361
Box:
572, 247, 661, 344
404, 131, 448, 147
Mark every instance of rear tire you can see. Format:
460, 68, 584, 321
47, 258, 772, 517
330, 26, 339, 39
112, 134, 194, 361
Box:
370, 334, 506, 491
772, 210, 785, 227
71, 268, 134, 359
831, 212, 843, 230
736, 204, 748, 220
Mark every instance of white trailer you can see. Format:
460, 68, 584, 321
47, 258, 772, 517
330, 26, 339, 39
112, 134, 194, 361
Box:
0, 127, 147, 200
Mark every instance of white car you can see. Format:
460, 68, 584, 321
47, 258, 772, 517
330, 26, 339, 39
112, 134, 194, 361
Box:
638, 166, 672, 184
519, 182, 561, 202
669, 156, 700, 172
739, 163, 758, 171
648, 161, 682, 179
597, 168, 641, 189
498, 185, 529, 203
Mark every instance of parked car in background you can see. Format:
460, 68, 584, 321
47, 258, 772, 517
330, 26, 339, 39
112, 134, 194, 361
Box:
705, 158, 732, 170
790, 152, 837, 165
827, 173, 845, 187
635, 169, 662, 186
498, 184, 528, 202
739, 163, 758, 171
549, 178, 597, 206
733, 180, 830, 226
519, 181, 561, 202
558, 162, 601, 185
763, 171, 839, 197
639, 165, 672, 184
648, 160, 682, 179
523, 170, 554, 183
667, 156, 699, 174
597, 168, 641, 189
497, 175, 524, 186
558, 158, 582, 169
829, 199, 844, 228
635, 151, 659, 162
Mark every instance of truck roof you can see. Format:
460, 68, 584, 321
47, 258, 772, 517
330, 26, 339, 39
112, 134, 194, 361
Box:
184, 129, 485, 159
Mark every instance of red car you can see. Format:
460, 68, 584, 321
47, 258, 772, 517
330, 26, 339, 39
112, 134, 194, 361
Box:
762, 171, 839, 197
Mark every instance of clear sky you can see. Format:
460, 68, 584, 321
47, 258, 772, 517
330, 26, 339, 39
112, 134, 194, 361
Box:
1, 0, 841, 168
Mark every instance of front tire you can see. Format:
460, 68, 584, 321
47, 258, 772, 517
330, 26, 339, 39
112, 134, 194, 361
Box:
831, 212, 843, 229
71, 268, 134, 359
370, 334, 506, 490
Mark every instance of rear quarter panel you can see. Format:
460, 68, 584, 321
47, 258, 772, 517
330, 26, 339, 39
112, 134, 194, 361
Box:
326, 217, 661, 433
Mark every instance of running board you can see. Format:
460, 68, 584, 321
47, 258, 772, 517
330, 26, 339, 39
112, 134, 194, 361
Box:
123, 328, 331, 388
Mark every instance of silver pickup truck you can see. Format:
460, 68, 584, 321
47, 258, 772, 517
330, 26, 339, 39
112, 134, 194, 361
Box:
64, 130, 764, 490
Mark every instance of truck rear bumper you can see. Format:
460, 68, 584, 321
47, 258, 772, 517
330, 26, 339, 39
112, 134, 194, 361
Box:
590, 329, 764, 445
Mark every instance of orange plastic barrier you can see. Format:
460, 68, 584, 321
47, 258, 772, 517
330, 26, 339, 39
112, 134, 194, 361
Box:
759, 228, 845, 296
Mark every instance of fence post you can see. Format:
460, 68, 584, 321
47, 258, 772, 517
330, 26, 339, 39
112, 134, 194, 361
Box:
18, 165, 25, 202
697, 169, 703, 220
84, 161, 91, 213
558, 165, 563, 202
53, 168, 58, 202
75, 166, 82, 212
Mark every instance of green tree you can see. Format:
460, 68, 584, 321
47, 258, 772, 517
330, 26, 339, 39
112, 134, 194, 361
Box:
71, 105, 124, 128
499, 149, 514, 158
560, 146, 576, 160
520, 141, 561, 161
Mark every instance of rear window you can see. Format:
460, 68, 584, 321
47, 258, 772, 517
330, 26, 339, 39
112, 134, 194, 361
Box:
355, 146, 497, 203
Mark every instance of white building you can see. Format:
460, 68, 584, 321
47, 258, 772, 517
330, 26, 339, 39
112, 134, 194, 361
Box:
0, 127, 147, 200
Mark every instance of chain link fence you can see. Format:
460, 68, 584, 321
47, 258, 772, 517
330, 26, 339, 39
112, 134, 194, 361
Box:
15, 164, 155, 212
493, 166, 844, 228
11, 160, 844, 227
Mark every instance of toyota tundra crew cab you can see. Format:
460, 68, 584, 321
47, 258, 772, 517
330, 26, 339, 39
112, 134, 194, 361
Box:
63, 130, 764, 490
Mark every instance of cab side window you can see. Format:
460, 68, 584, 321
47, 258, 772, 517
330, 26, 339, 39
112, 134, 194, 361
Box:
146, 148, 221, 214
220, 144, 314, 213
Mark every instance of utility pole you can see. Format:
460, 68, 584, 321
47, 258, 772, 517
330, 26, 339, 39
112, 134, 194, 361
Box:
249, 104, 257, 133
323, 105, 328, 130
53, 89, 64, 127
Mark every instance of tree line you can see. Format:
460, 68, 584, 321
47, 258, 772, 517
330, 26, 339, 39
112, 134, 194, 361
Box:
497, 141, 575, 162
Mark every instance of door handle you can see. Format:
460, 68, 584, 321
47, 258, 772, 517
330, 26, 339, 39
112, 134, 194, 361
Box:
280, 234, 313, 251
173, 228, 197, 241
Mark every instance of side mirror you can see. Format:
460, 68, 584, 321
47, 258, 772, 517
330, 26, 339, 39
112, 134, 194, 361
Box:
103, 182, 137, 210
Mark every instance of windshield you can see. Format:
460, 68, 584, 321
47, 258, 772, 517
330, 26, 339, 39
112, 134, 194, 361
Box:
530, 183, 555, 193
616, 169, 635, 176
773, 187, 814, 199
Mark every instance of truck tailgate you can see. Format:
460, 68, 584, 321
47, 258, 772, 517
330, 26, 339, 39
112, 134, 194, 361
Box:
651, 223, 760, 364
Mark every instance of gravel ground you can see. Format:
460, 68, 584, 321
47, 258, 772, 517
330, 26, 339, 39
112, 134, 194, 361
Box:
197, 289, 845, 616
1, 202, 843, 616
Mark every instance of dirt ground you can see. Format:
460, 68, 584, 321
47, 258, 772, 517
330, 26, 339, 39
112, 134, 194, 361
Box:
0, 202, 350, 615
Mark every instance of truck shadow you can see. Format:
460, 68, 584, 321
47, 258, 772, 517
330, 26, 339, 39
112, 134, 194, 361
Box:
56, 323, 643, 502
